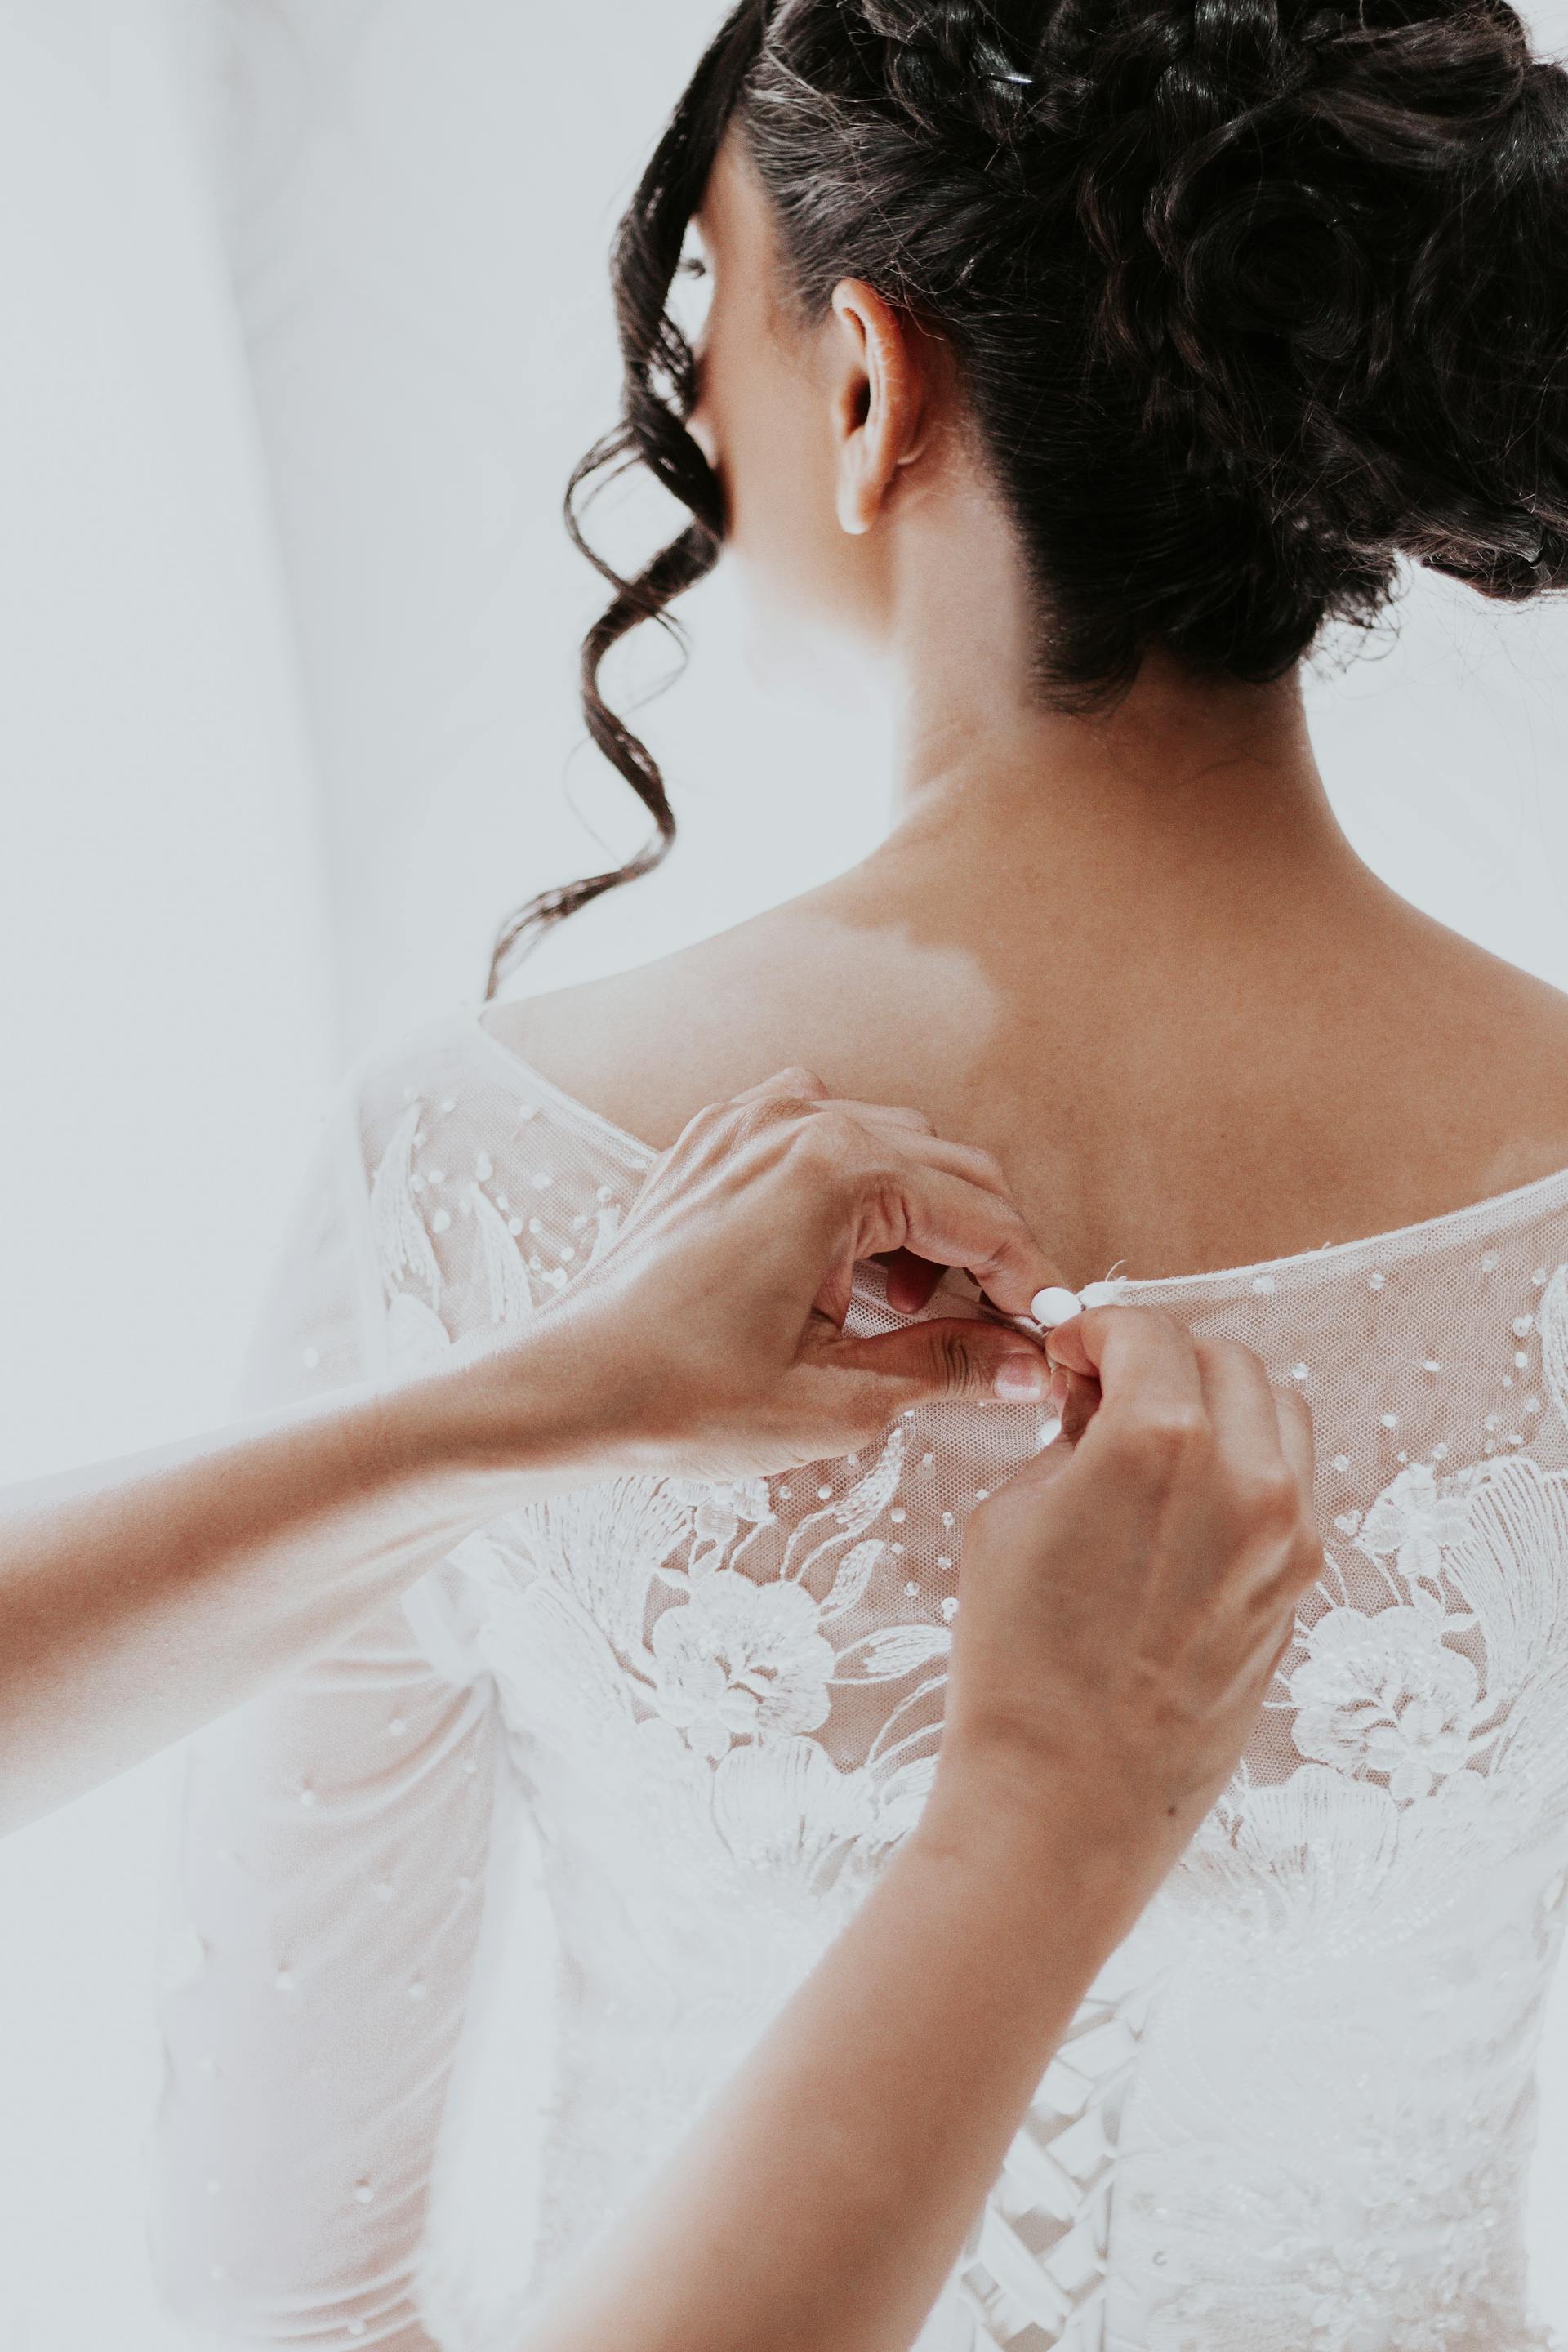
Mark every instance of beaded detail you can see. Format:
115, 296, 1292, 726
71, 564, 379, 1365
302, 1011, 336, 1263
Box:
151, 1009, 1568, 2352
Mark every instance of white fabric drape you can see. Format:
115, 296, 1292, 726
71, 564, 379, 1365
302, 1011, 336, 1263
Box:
0, 7, 336, 2347
1, 2, 1567, 2344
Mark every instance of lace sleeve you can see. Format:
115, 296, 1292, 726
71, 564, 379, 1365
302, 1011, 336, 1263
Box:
148, 1087, 505, 2351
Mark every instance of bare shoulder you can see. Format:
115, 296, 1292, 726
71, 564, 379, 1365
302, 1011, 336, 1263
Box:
478, 883, 1568, 1253
483, 897, 912, 1152
1389, 918, 1568, 1192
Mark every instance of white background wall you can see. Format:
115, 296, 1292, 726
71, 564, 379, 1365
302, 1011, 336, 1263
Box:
0, 2, 1566, 2343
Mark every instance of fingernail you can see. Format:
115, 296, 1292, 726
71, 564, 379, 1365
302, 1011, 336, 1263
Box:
1029, 1285, 1082, 1329
994, 1355, 1049, 1401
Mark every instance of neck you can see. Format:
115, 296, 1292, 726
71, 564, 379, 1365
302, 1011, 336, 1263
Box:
860, 648, 1388, 981
856, 454, 1379, 948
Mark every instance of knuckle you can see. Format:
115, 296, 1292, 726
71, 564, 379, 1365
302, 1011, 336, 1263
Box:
745, 1091, 818, 1148
812, 1131, 884, 1207
1235, 1462, 1303, 1533
933, 1326, 982, 1394
854, 1157, 911, 1224
789, 1118, 884, 1209
1290, 1527, 1328, 1590
1257, 1532, 1324, 1613
818, 1105, 867, 1151
768, 1094, 819, 1129
786, 1099, 850, 1147
1194, 1334, 1257, 1371
1126, 1401, 1210, 1465
676, 1099, 726, 1149
1253, 1557, 1316, 1638
974, 1196, 1029, 1267
764, 1064, 828, 1102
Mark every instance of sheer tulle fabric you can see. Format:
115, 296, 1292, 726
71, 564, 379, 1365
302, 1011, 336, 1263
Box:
152, 1004, 1568, 2351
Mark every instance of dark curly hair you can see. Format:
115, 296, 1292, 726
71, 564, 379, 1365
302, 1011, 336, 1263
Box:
487, 0, 1568, 994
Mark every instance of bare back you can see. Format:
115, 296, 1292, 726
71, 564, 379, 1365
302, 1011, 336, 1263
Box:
495, 851, 1568, 1297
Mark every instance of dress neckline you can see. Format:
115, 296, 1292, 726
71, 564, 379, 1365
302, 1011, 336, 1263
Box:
468, 1003, 1568, 1303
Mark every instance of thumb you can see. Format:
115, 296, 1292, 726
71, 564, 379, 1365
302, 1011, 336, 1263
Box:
826, 1316, 1056, 1409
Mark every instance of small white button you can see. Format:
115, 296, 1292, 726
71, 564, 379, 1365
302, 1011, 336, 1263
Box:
1029, 1286, 1082, 1327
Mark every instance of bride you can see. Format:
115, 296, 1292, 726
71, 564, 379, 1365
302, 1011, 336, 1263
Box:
154, 0, 1568, 2346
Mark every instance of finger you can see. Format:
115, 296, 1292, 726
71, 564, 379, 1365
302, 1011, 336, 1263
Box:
650, 1072, 831, 1192
716, 1079, 932, 1141
768, 1107, 988, 1312
1187, 1341, 1321, 1530
1043, 1303, 1206, 1436
850, 1127, 1013, 1198
1272, 1383, 1318, 1508
875, 1247, 948, 1315
863, 1127, 1025, 1312
1190, 1336, 1297, 1487
1053, 1362, 1102, 1445
849, 1161, 1070, 1320
815, 1099, 935, 1137
1186, 1344, 1325, 1619
825, 1316, 1055, 1407
812, 1245, 861, 1330
724, 1065, 832, 1111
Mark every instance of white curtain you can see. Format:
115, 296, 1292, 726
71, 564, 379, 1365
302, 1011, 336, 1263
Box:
0, 2, 1566, 2343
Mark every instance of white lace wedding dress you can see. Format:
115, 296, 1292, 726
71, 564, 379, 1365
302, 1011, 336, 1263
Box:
151, 1000, 1568, 2352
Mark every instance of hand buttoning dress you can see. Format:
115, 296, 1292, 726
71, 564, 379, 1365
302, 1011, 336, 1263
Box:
150, 1002, 1568, 2352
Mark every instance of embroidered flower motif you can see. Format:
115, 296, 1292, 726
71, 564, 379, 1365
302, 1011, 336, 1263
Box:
709, 1735, 879, 1874
869, 1755, 938, 1846
370, 1099, 441, 1303
648, 1573, 835, 1758
470, 1184, 534, 1324
1289, 1605, 1481, 1801
663, 1473, 775, 1526
1354, 1463, 1472, 1588
1540, 1259, 1568, 1435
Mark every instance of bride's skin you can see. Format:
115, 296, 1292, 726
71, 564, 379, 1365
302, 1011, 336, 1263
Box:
502, 125, 1568, 1284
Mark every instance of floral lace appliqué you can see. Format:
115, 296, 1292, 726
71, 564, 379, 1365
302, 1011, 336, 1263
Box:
1288, 1601, 1482, 1802
648, 1572, 836, 1757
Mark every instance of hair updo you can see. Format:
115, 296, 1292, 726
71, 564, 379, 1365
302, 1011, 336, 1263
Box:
488, 0, 1568, 991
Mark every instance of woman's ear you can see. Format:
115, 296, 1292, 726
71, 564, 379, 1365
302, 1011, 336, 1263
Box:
828, 278, 928, 537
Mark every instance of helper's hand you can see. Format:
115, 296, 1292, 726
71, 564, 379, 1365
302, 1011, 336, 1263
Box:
448, 1067, 1070, 1485
923, 1303, 1323, 1928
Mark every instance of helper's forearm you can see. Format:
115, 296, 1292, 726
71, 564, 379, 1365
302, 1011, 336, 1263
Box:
0, 1342, 581, 1834
528, 1760, 1150, 2352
